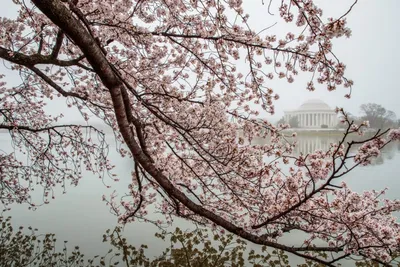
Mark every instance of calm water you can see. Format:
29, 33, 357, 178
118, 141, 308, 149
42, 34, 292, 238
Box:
2, 132, 400, 264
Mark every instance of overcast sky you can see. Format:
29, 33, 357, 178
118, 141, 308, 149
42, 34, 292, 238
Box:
1, 1, 399, 122
242, 0, 400, 120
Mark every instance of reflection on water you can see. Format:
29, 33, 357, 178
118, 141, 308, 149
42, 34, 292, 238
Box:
291, 133, 399, 165
251, 132, 399, 166
292, 134, 338, 155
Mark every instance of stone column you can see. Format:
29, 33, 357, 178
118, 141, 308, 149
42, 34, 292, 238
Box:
325, 114, 328, 127
321, 113, 323, 127
304, 113, 307, 127
324, 114, 327, 127
298, 114, 300, 127
313, 113, 316, 127
310, 113, 313, 127
315, 114, 317, 127
301, 113, 304, 127
298, 113, 301, 127
319, 113, 321, 127
311, 113, 313, 127
314, 113, 316, 127
327, 114, 330, 127
320, 113, 323, 127
316, 113, 318, 127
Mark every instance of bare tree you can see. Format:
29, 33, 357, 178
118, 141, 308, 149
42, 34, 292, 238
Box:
360, 103, 397, 129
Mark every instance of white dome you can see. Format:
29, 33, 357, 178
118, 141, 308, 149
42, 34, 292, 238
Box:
297, 99, 332, 111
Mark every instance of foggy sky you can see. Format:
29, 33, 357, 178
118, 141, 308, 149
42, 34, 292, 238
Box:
244, 0, 400, 120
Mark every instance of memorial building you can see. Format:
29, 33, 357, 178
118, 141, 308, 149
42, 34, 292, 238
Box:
283, 99, 338, 128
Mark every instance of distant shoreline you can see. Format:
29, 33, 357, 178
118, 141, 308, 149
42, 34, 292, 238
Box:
280, 128, 383, 137
281, 129, 345, 136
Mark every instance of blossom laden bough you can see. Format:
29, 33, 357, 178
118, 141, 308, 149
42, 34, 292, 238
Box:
0, 0, 399, 265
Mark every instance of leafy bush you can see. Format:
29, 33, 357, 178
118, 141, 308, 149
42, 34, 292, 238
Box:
2, 216, 399, 267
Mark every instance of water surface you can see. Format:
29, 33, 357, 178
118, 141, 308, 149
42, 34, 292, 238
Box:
2, 132, 400, 264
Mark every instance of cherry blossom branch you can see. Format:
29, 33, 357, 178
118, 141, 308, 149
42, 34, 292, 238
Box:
251, 120, 392, 229
29, 1, 345, 263
2, 0, 398, 264
0, 47, 85, 68
0, 124, 98, 133
50, 29, 65, 58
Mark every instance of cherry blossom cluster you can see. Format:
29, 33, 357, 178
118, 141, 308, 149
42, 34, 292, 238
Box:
0, 72, 114, 208
388, 128, 400, 141
354, 138, 386, 166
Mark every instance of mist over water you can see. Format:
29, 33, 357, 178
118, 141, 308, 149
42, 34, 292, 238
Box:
2, 132, 400, 264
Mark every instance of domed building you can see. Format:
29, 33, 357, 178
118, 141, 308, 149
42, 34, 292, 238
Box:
283, 99, 338, 128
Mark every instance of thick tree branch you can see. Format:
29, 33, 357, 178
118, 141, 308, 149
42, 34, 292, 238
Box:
29, 1, 343, 265
0, 124, 98, 133
0, 46, 84, 68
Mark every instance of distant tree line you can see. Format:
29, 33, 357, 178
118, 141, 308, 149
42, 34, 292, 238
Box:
276, 116, 299, 128
337, 103, 399, 129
